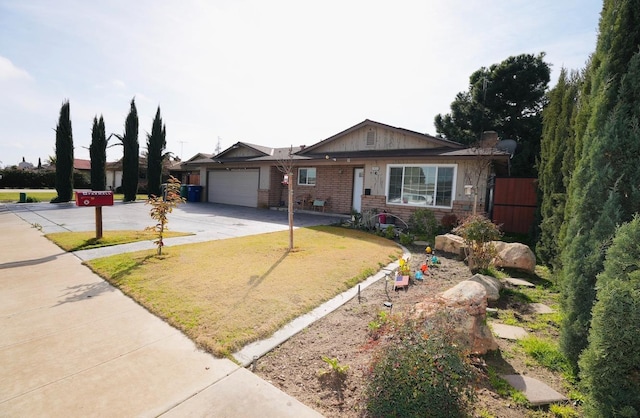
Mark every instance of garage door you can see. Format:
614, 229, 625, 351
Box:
208, 169, 259, 207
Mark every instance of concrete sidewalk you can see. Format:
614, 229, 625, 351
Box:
0, 211, 323, 417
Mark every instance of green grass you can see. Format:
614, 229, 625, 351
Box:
46, 230, 192, 252
85, 226, 402, 358
518, 336, 570, 373
0, 190, 147, 203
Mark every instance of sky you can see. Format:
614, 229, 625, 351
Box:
0, 0, 602, 168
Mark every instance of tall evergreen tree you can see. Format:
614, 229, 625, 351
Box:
52, 100, 74, 202
560, 0, 640, 372
579, 215, 640, 417
536, 69, 580, 269
118, 98, 139, 202
146, 107, 166, 197
89, 115, 107, 191
434, 53, 550, 177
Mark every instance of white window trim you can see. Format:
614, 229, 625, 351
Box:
385, 164, 457, 209
297, 167, 317, 186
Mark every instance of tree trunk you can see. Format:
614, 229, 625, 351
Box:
288, 173, 294, 251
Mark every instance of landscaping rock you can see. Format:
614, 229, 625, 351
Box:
412, 280, 498, 354
501, 375, 567, 405
434, 234, 466, 258
502, 277, 536, 288
493, 242, 536, 273
491, 323, 528, 340
468, 274, 502, 302
528, 303, 555, 314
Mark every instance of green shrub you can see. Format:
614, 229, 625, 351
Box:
399, 232, 414, 246
408, 208, 439, 238
366, 316, 475, 417
440, 213, 458, 232
384, 225, 395, 240
578, 215, 640, 418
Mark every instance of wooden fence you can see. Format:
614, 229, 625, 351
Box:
491, 177, 537, 234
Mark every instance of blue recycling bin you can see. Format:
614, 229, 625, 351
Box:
187, 185, 202, 202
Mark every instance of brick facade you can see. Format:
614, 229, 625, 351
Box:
361, 194, 481, 227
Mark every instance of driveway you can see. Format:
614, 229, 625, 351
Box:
5, 201, 347, 260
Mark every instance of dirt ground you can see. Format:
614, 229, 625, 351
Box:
253, 244, 571, 417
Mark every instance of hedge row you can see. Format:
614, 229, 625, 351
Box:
0, 169, 90, 189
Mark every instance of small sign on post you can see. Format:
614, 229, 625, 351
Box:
75, 191, 114, 239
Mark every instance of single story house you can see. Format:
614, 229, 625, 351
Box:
106, 157, 184, 192
182, 119, 510, 223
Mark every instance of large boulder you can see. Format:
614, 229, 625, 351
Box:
435, 234, 466, 258
412, 280, 498, 354
468, 273, 502, 303
493, 242, 536, 273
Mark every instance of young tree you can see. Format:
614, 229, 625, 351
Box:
90, 115, 107, 191
52, 100, 74, 202
276, 146, 295, 251
579, 215, 640, 417
146, 107, 167, 198
560, 0, 640, 372
434, 53, 550, 177
146, 175, 185, 255
116, 98, 139, 202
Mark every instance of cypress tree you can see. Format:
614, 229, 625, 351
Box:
579, 215, 640, 417
120, 98, 139, 201
52, 100, 74, 202
537, 69, 580, 269
146, 107, 166, 198
89, 115, 107, 191
560, 0, 640, 372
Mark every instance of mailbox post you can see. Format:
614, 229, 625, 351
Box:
75, 191, 114, 239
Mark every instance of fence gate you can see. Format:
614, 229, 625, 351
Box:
491, 177, 537, 234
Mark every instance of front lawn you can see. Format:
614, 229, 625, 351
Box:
46, 230, 192, 252
86, 226, 402, 358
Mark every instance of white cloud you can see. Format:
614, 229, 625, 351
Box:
0, 55, 31, 81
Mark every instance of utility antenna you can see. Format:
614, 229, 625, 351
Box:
215, 137, 222, 155
178, 141, 188, 160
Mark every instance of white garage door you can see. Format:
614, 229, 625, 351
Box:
208, 169, 259, 207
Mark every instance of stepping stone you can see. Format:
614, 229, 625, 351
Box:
414, 240, 430, 247
503, 277, 535, 287
491, 323, 528, 340
501, 375, 567, 406
528, 303, 555, 314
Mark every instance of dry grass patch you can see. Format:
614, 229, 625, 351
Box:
86, 226, 401, 358
47, 230, 191, 252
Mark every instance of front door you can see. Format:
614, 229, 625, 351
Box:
352, 168, 364, 212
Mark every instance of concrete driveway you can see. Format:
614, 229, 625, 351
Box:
5, 201, 347, 260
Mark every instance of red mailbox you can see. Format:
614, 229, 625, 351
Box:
75, 191, 114, 207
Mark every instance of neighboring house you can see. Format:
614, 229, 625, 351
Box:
106, 157, 181, 192
74, 159, 91, 176
169, 153, 211, 185
182, 119, 510, 222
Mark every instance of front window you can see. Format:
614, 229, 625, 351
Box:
387, 164, 456, 207
298, 167, 316, 185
